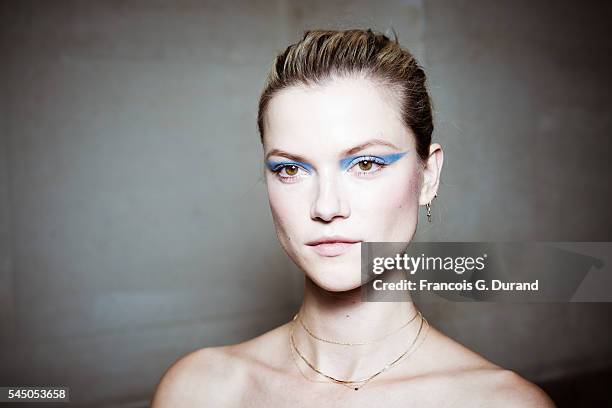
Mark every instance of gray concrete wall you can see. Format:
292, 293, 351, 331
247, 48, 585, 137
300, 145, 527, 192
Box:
418, 0, 612, 383
0, 1, 610, 406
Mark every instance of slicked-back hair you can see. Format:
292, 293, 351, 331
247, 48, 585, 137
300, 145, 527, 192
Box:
257, 28, 434, 162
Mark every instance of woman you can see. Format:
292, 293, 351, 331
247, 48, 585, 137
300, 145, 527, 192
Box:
152, 29, 555, 407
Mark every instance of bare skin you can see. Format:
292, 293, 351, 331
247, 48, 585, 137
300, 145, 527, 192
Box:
152, 75, 556, 407
152, 309, 556, 407
153, 277, 555, 407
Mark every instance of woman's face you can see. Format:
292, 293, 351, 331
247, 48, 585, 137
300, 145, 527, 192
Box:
262, 75, 432, 292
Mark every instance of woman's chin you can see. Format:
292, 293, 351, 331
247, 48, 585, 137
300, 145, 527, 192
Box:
306, 269, 364, 293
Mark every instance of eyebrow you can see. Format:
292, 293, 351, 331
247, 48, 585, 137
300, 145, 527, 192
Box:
264, 138, 400, 162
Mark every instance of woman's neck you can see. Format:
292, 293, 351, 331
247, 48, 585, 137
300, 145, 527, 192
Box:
291, 276, 421, 382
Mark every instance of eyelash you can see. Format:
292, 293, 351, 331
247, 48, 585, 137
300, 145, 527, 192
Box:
270, 156, 388, 182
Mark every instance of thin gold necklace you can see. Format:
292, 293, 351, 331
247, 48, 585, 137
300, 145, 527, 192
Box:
289, 312, 428, 391
296, 310, 420, 345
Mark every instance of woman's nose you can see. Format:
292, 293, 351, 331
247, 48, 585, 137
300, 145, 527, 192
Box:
310, 173, 351, 222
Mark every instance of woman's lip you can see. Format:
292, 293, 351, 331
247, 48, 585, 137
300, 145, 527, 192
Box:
308, 242, 361, 257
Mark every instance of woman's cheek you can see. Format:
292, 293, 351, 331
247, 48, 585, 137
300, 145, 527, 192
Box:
390, 174, 420, 213
364, 172, 420, 241
268, 187, 304, 245
390, 173, 422, 240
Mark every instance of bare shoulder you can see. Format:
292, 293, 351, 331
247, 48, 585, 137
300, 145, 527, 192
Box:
479, 369, 557, 408
419, 328, 556, 407
151, 345, 244, 407
151, 322, 291, 407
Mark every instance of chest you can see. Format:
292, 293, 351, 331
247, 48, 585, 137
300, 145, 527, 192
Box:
237, 375, 476, 408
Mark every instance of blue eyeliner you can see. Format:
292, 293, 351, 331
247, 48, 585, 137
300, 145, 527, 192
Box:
266, 151, 408, 177
265, 159, 314, 173
339, 151, 408, 170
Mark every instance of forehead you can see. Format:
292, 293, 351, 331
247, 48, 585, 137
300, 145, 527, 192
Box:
264, 76, 413, 153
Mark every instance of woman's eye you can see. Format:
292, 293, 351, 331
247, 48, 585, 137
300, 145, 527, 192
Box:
272, 164, 309, 181
281, 165, 300, 176
358, 160, 373, 171
349, 157, 385, 175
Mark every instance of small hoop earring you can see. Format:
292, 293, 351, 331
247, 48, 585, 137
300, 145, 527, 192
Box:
426, 194, 437, 223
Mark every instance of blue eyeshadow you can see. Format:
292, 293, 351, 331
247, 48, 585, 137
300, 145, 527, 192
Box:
265, 160, 314, 173
339, 151, 408, 170
266, 151, 408, 174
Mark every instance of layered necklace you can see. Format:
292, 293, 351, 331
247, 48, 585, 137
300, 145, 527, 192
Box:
288, 310, 429, 391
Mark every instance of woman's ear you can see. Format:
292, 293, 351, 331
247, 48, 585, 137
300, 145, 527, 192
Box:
418, 143, 444, 205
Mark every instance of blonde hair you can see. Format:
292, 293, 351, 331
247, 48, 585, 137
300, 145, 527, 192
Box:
257, 28, 434, 162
